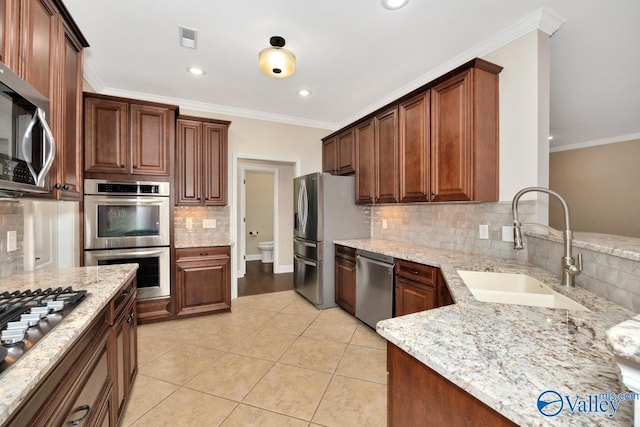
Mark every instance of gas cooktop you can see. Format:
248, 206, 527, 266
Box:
0, 287, 87, 374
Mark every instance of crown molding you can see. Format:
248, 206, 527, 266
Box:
82, 63, 105, 93
337, 7, 566, 128
549, 132, 640, 153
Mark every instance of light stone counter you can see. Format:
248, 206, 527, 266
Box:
0, 264, 138, 425
174, 239, 234, 249
334, 238, 635, 426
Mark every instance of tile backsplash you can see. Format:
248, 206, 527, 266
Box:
372, 201, 535, 261
174, 206, 231, 246
0, 201, 23, 278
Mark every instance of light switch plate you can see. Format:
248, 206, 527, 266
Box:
382, 219, 388, 229
7, 230, 16, 252
478, 224, 489, 240
203, 219, 216, 229
185, 217, 193, 230
502, 225, 515, 242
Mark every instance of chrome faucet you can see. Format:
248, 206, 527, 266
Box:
511, 187, 583, 287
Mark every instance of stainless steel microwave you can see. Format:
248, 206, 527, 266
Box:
0, 62, 55, 196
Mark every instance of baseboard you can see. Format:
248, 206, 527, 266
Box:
245, 254, 261, 261
274, 264, 293, 274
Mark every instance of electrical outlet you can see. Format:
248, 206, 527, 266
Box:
203, 219, 216, 229
185, 217, 193, 230
382, 219, 388, 229
502, 225, 515, 242
7, 230, 16, 252
478, 224, 489, 240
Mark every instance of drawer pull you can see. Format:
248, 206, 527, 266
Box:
199, 253, 209, 256
68, 404, 91, 425
121, 289, 130, 297
409, 269, 420, 275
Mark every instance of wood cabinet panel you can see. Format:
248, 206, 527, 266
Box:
23, 0, 56, 97
399, 91, 430, 203
337, 128, 354, 175
354, 119, 374, 204
374, 106, 399, 203
395, 276, 437, 316
111, 290, 137, 424
388, 342, 518, 427
431, 70, 472, 201
130, 104, 171, 175
84, 97, 129, 173
176, 116, 229, 206
335, 245, 357, 315
175, 246, 231, 317
322, 137, 337, 174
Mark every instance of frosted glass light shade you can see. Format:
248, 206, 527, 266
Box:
258, 47, 296, 78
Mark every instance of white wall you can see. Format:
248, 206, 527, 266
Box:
484, 30, 550, 212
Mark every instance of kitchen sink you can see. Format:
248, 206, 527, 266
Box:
456, 270, 589, 311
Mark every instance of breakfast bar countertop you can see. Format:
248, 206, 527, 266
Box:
334, 238, 635, 426
0, 264, 138, 426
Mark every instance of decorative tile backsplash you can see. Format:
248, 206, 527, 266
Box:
174, 206, 231, 247
0, 201, 23, 278
371, 201, 536, 262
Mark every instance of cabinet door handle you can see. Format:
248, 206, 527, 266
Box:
126, 313, 135, 324
67, 404, 91, 425
132, 165, 138, 169
177, 267, 182, 272
431, 192, 436, 196
63, 184, 70, 190
120, 164, 125, 168
54, 183, 62, 189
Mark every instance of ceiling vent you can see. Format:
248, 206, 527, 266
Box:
179, 26, 197, 49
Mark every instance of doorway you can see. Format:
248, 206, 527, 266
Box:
231, 154, 300, 298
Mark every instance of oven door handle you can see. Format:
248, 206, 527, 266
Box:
92, 249, 166, 259
84, 196, 168, 205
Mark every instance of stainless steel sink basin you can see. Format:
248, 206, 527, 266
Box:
456, 270, 589, 311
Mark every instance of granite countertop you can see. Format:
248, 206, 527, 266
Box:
527, 230, 640, 262
0, 264, 138, 425
174, 238, 234, 249
607, 315, 640, 365
334, 238, 635, 426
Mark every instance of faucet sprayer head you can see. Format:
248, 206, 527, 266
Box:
513, 223, 524, 250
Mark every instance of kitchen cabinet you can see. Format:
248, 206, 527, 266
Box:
399, 91, 430, 203
176, 116, 230, 206
323, 58, 501, 205
0, 0, 88, 199
374, 106, 399, 203
84, 93, 177, 178
387, 342, 517, 427
322, 128, 355, 176
175, 246, 231, 317
334, 244, 357, 315
395, 259, 453, 316
5, 276, 138, 427
322, 136, 337, 174
430, 64, 500, 202
354, 118, 375, 204
110, 277, 137, 424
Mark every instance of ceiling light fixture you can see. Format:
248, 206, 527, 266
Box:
188, 67, 204, 76
381, 0, 410, 10
298, 89, 311, 97
258, 36, 296, 78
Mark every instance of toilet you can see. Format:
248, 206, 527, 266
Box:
257, 241, 274, 263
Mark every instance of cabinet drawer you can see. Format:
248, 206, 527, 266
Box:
335, 244, 356, 262
395, 260, 437, 285
176, 246, 230, 261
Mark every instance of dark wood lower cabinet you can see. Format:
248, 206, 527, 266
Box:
335, 245, 357, 315
6, 276, 138, 427
176, 246, 231, 317
387, 342, 518, 427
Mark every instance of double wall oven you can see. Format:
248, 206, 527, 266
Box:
83, 179, 170, 300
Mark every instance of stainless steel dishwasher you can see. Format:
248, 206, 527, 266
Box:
355, 250, 395, 329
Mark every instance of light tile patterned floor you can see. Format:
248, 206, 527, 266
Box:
123, 290, 387, 426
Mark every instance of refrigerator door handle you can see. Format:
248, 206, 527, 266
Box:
300, 179, 308, 233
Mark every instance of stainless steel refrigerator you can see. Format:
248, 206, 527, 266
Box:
293, 172, 369, 309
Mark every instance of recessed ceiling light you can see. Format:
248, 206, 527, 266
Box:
381, 0, 409, 10
298, 89, 311, 97
188, 67, 204, 76
548, 135, 554, 140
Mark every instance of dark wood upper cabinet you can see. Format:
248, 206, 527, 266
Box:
84, 96, 129, 174
337, 128, 355, 175
322, 136, 337, 174
374, 106, 399, 204
22, 0, 56, 98
399, 91, 430, 203
84, 93, 176, 178
176, 116, 229, 206
354, 118, 375, 204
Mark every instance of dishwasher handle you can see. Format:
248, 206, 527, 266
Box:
357, 254, 395, 271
